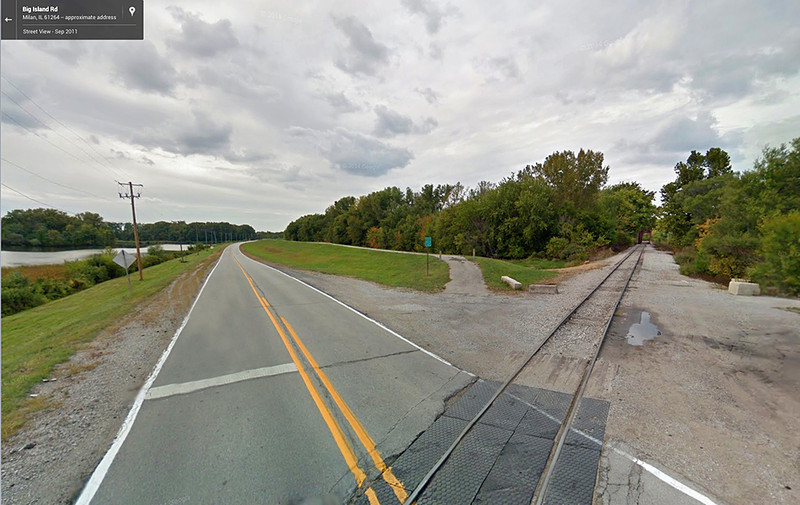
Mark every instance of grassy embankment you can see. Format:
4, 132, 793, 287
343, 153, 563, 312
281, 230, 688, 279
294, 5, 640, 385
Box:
241, 239, 449, 292
1, 247, 222, 439
471, 256, 563, 291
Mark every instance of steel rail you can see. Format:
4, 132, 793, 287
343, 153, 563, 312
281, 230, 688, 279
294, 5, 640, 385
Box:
532, 245, 644, 504
402, 245, 643, 505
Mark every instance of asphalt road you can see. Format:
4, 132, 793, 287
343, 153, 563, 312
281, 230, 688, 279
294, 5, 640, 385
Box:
78, 244, 472, 505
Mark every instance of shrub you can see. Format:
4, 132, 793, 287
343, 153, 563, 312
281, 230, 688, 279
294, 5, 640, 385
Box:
545, 237, 569, 259
1, 273, 47, 316
749, 211, 800, 295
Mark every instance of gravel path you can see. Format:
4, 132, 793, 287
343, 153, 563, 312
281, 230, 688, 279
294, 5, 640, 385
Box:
3, 245, 796, 505
440, 255, 489, 295
276, 246, 800, 505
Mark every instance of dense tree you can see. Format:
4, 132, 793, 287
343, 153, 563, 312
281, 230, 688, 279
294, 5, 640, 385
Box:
285, 149, 654, 261
1, 208, 115, 248
525, 149, 608, 223
658, 138, 800, 293
598, 183, 657, 246
659, 148, 735, 246
2, 209, 255, 248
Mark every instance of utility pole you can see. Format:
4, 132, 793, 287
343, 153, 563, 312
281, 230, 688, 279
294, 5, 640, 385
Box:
118, 181, 144, 280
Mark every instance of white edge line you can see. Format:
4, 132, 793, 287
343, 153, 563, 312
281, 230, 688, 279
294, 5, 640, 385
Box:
145, 363, 297, 400
238, 245, 720, 505
617, 453, 722, 505
74, 247, 229, 505
507, 389, 721, 505
237, 247, 474, 376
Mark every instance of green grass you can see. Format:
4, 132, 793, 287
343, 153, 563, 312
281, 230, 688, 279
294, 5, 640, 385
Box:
241, 240, 449, 292
1, 247, 222, 439
471, 256, 560, 291
505, 257, 566, 269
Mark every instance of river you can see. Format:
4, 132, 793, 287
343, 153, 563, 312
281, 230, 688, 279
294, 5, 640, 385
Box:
1, 244, 190, 267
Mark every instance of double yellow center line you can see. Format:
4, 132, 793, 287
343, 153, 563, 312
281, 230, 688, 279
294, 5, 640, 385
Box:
234, 256, 409, 505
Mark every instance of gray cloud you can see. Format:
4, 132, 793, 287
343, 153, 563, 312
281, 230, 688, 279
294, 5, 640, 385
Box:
131, 110, 232, 156
401, 0, 447, 34
373, 105, 414, 137
167, 8, 239, 57
223, 149, 274, 164
323, 92, 360, 113
690, 49, 800, 102
332, 16, 389, 76
112, 41, 177, 95
0, 108, 42, 131
290, 126, 413, 176
373, 105, 438, 138
194, 67, 281, 102
612, 112, 744, 169
34, 41, 88, 65
651, 113, 722, 153
416, 87, 439, 103
3, 0, 798, 233
477, 56, 520, 82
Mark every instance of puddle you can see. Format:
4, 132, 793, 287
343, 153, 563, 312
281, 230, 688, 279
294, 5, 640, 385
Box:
626, 311, 662, 346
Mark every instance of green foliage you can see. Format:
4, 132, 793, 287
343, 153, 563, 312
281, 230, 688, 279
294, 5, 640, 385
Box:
112, 220, 255, 244
598, 182, 657, 246
662, 138, 800, 293
0, 247, 185, 316
284, 150, 652, 262
1, 208, 116, 248
470, 257, 558, 291
1, 273, 48, 316
2, 209, 256, 249
749, 211, 800, 295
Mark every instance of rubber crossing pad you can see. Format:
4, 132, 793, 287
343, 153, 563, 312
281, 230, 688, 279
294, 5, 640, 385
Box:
350, 380, 609, 505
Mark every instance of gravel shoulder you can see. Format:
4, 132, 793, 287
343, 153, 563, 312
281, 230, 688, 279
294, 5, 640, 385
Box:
1, 254, 220, 505
593, 248, 800, 505
274, 246, 800, 505
3, 245, 797, 505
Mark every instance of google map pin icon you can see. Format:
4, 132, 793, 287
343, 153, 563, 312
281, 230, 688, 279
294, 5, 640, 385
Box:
129, 6, 136, 16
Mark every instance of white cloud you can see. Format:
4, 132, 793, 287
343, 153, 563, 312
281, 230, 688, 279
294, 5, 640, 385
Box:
2, 0, 799, 232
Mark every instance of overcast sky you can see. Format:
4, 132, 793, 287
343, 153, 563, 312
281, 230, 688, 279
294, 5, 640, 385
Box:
1, 0, 799, 231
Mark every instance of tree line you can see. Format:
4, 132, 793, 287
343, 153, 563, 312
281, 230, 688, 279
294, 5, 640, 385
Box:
655, 138, 800, 295
1, 208, 256, 248
285, 149, 657, 262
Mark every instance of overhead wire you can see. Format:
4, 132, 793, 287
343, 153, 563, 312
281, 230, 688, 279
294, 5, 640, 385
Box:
2, 76, 130, 173
2, 77, 132, 180
1, 157, 113, 202
2, 111, 98, 166
1, 78, 177, 223
1, 182, 58, 209
1, 90, 128, 181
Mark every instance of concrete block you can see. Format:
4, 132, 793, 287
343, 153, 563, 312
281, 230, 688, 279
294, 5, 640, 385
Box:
501, 276, 522, 290
529, 284, 558, 294
728, 279, 760, 296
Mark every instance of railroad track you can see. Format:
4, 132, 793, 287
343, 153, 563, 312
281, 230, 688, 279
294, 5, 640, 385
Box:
402, 244, 646, 505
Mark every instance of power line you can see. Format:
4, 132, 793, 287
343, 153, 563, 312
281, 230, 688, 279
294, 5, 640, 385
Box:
1, 77, 132, 180
1, 157, 113, 202
1, 182, 57, 209
1, 90, 126, 180
2, 111, 94, 166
